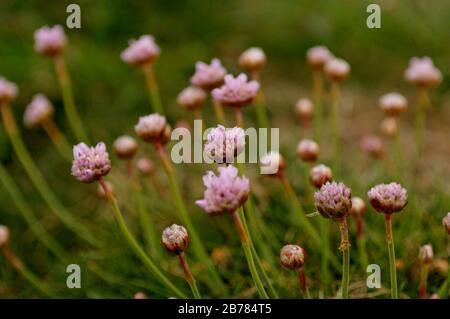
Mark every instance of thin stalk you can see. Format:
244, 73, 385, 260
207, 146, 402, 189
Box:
142, 63, 164, 114
393, 122, 403, 180
231, 210, 269, 299
415, 87, 428, 158
319, 218, 331, 292
338, 218, 350, 299
0, 103, 99, 247
98, 177, 186, 298
53, 54, 89, 142
356, 230, 369, 271
313, 70, 324, 142
211, 97, 227, 125
41, 118, 72, 161
235, 107, 244, 128
178, 252, 202, 299
330, 81, 341, 165
438, 267, 450, 298
384, 214, 398, 299
418, 263, 429, 299
251, 71, 269, 129
297, 268, 311, 299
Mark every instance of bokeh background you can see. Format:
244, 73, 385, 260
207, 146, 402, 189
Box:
0, 0, 449, 298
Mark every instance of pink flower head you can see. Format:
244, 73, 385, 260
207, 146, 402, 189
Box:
367, 182, 407, 215
71, 142, 111, 183
212, 73, 260, 108
190, 58, 227, 90
196, 165, 250, 215
324, 57, 350, 82
134, 113, 171, 144
204, 125, 245, 164
177, 86, 207, 110
360, 134, 384, 158
162, 224, 189, 254
121, 35, 161, 66
379, 92, 408, 116
306, 46, 333, 70
0, 225, 10, 248
314, 181, 352, 221
34, 25, 66, 57
295, 98, 314, 123
404, 56, 442, 88
0, 77, 18, 104
309, 164, 332, 189
23, 94, 54, 128
297, 139, 320, 162
238, 47, 266, 72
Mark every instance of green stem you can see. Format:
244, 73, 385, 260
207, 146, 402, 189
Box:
438, 265, 450, 298
415, 88, 428, 158
313, 70, 323, 142
143, 63, 164, 114
330, 81, 341, 167
385, 214, 398, 299
251, 71, 269, 129
339, 218, 350, 299
211, 97, 227, 126
178, 252, 202, 299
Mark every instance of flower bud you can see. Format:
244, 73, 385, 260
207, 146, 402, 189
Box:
137, 158, 155, 175
238, 47, 266, 72
443, 213, 450, 235
34, 25, 66, 57
177, 86, 207, 111
314, 181, 352, 221
350, 197, 366, 218
23, 94, 54, 128
280, 244, 306, 270
309, 164, 332, 188
297, 139, 319, 162
324, 58, 350, 82
135, 113, 171, 145
295, 98, 314, 124
260, 151, 285, 176
162, 224, 189, 254
113, 135, 139, 160
133, 292, 147, 299
418, 244, 434, 264
0, 225, 10, 248
306, 46, 333, 70
379, 93, 408, 117
404, 56, 441, 88
0, 77, 18, 105
367, 182, 407, 215
121, 35, 160, 66
380, 117, 398, 138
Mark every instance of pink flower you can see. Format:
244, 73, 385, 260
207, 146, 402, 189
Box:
324, 58, 350, 82
137, 158, 155, 175
162, 224, 189, 254
295, 98, 314, 123
367, 182, 407, 215
297, 139, 320, 162
211, 73, 259, 108
314, 181, 352, 221
204, 125, 245, 164
121, 35, 161, 66
0, 77, 18, 104
177, 86, 207, 110
34, 25, 66, 56
306, 46, 333, 70
23, 94, 54, 128
239, 47, 266, 72
134, 113, 171, 144
71, 142, 111, 183
190, 58, 227, 90
196, 165, 250, 215
113, 135, 139, 159
309, 164, 332, 189
379, 93, 408, 116
404, 57, 442, 88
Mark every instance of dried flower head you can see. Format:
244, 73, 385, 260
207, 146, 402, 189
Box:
211, 74, 259, 108
324, 57, 350, 82
295, 98, 314, 123
23, 94, 54, 128
367, 182, 408, 215
280, 244, 306, 270
380, 117, 399, 138
34, 25, 66, 57
360, 135, 385, 158
135, 113, 171, 144
297, 139, 320, 162
379, 93, 408, 117
306, 46, 333, 70
0, 225, 10, 248
443, 213, 450, 235
113, 135, 139, 160
404, 57, 442, 88
419, 244, 434, 264
162, 224, 189, 254
309, 164, 332, 188
121, 35, 160, 66
314, 181, 352, 221
190, 58, 227, 90
177, 86, 207, 110
204, 125, 245, 164
137, 158, 155, 175
71, 142, 111, 183
0, 77, 18, 105
350, 197, 366, 218
260, 151, 285, 176
196, 165, 250, 215
239, 47, 266, 72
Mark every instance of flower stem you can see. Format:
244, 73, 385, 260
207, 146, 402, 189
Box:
235, 107, 244, 128
178, 252, 202, 299
41, 118, 72, 161
418, 263, 429, 299
297, 268, 311, 299
98, 177, 186, 298
330, 81, 341, 166
211, 97, 227, 125
53, 54, 89, 143
384, 214, 398, 299
339, 218, 350, 299
142, 63, 164, 114
356, 229, 369, 271
251, 71, 269, 129
415, 87, 428, 158
313, 70, 324, 142
319, 218, 331, 292
231, 210, 269, 299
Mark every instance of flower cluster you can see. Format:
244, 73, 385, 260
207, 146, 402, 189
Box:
177, 86, 207, 110
162, 224, 189, 254
121, 35, 161, 66
367, 182, 407, 214
190, 58, 226, 90
71, 142, 111, 183
204, 125, 245, 164
135, 113, 171, 144
212, 74, 259, 108
314, 181, 352, 221
34, 25, 66, 56
404, 56, 441, 88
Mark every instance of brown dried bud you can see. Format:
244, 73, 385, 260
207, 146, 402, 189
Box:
162, 224, 189, 254
280, 244, 306, 270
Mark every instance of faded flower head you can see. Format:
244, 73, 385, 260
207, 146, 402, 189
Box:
443, 213, 450, 235
324, 57, 350, 82
0, 77, 18, 105
190, 58, 227, 90
239, 47, 266, 72
71, 142, 111, 183
418, 244, 434, 264
211, 73, 260, 108
280, 244, 306, 270
23, 94, 54, 128
196, 165, 250, 215
260, 151, 285, 176
204, 125, 245, 164
309, 164, 332, 189
380, 117, 399, 138
360, 135, 384, 158
121, 35, 160, 66
177, 86, 207, 110
306, 46, 333, 70
314, 181, 352, 221
379, 93, 408, 117
297, 139, 320, 162
404, 56, 442, 88
350, 197, 366, 219
367, 182, 408, 215
113, 135, 139, 160
162, 224, 189, 254
135, 113, 171, 144
295, 98, 314, 123
137, 158, 155, 175
34, 25, 66, 56
0, 225, 10, 248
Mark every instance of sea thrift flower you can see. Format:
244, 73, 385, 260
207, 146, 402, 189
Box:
306, 46, 333, 70
314, 181, 352, 221
196, 165, 249, 215
0, 225, 10, 248
404, 57, 442, 88
137, 158, 155, 175
177, 86, 207, 110
280, 244, 305, 270
419, 244, 434, 264
309, 164, 332, 188
324, 58, 350, 82
135, 113, 171, 144
260, 151, 285, 176
23, 94, 54, 128
295, 98, 314, 123
34, 25, 66, 57
71, 142, 111, 183
380, 117, 399, 138
297, 139, 320, 162
113, 135, 139, 160
360, 135, 384, 158
121, 35, 160, 66
190, 58, 227, 90
211, 74, 260, 108
350, 197, 366, 219
443, 213, 450, 234
239, 47, 266, 72
162, 224, 189, 255
367, 182, 407, 215
379, 93, 408, 117
204, 125, 245, 164
0, 77, 18, 105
